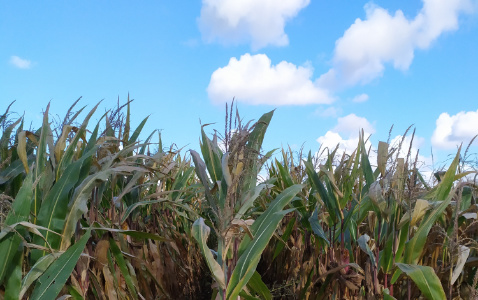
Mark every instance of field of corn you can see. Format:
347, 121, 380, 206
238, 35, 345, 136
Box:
0, 99, 477, 300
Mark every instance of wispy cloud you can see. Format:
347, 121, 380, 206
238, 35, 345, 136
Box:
314, 106, 342, 118
207, 53, 333, 106
10, 55, 32, 69
352, 93, 369, 103
198, 0, 310, 50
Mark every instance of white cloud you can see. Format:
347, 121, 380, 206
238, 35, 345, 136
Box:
333, 114, 375, 136
198, 0, 310, 50
317, 131, 365, 155
10, 55, 32, 69
317, 0, 473, 88
352, 93, 369, 103
432, 110, 478, 149
207, 53, 333, 105
316, 114, 375, 156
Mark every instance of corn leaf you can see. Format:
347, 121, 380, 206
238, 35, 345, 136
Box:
247, 271, 272, 300
0, 170, 33, 285
192, 218, 226, 289
227, 208, 295, 300
109, 238, 138, 300
395, 263, 446, 300
20, 254, 57, 299
30, 229, 91, 300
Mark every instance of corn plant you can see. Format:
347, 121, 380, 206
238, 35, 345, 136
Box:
190, 109, 303, 299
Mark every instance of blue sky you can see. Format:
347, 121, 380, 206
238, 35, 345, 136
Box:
2, 0, 478, 172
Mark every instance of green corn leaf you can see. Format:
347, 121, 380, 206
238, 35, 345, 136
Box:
239, 184, 303, 255
4, 250, 23, 300
360, 134, 375, 195
276, 159, 293, 188
379, 231, 395, 273
68, 285, 85, 300
171, 166, 195, 201
395, 263, 446, 300
91, 227, 170, 242
273, 216, 296, 260
227, 208, 295, 300
403, 189, 453, 264
0, 117, 22, 161
60, 168, 114, 250
30, 229, 91, 300
20, 254, 57, 299
434, 147, 461, 201
0, 156, 33, 185
383, 288, 397, 300
124, 96, 131, 143
33, 146, 98, 260
247, 271, 272, 300
0, 170, 33, 285
200, 126, 223, 184
121, 199, 169, 224
128, 116, 149, 146
56, 102, 99, 180
357, 234, 376, 267
309, 206, 330, 246
109, 238, 138, 300
240, 110, 274, 195
304, 160, 338, 222
235, 184, 270, 219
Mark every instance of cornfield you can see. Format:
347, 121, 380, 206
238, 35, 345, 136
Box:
0, 98, 477, 300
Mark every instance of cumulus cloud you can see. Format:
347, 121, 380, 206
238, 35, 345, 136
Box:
432, 110, 478, 149
333, 114, 376, 136
316, 114, 375, 156
317, 0, 473, 88
9, 55, 32, 69
198, 0, 310, 50
207, 53, 333, 105
352, 93, 369, 103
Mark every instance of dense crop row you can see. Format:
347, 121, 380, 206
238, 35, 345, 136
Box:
0, 99, 477, 299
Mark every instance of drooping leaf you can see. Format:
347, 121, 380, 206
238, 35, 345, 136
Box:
395, 263, 446, 300
358, 234, 376, 267
451, 245, 470, 285
309, 206, 330, 246
192, 218, 226, 290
